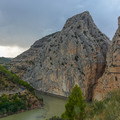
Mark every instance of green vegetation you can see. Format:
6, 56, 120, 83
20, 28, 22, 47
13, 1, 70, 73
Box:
0, 65, 34, 93
85, 90, 120, 120
0, 92, 40, 116
0, 74, 18, 91
61, 85, 86, 120
0, 65, 42, 117
48, 86, 120, 120
0, 94, 26, 115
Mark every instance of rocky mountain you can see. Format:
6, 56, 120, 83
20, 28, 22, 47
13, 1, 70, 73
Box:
93, 17, 120, 101
9, 11, 111, 101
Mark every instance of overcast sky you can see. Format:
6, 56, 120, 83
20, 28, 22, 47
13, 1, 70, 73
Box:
0, 0, 120, 57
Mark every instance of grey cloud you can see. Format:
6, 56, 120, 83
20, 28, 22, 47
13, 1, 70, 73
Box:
0, 0, 120, 48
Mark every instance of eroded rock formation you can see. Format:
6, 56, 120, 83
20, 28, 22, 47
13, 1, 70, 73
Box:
93, 17, 120, 101
10, 11, 110, 100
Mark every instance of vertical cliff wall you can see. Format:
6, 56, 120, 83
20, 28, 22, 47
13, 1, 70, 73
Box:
93, 17, 120, 101
9, 11, 110, 100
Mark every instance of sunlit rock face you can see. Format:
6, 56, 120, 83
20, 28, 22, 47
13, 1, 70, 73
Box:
10, 11, 110, 100
93, 17, 120, 101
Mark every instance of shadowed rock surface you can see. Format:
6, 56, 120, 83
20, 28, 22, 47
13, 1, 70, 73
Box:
9, 11, 110, 100
93, 17, 120, 101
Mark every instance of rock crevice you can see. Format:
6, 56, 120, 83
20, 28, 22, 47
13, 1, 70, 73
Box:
93, 17, 120, 101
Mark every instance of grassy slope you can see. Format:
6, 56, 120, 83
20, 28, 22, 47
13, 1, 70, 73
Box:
0, 65, 34, 92
0, 65, 42, 117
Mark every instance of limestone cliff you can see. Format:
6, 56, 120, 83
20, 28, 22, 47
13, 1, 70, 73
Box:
10, 11, 110, 100
93, 17, 120, 101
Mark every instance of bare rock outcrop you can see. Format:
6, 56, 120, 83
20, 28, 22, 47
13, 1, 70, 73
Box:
93, 17, 120, 101
10, 11, 110, 100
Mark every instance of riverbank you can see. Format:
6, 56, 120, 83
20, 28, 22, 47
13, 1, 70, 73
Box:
0, 91, 43, 119
0, 93, 67, 120
0, 65, 44, 119
0, 91, 66, 119
35, 90, 68, 100
0, 104, 44, 119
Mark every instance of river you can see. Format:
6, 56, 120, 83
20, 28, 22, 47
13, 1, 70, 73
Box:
0, 91, 67, 120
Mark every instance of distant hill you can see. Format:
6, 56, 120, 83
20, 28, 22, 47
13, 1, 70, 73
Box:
0, 57, 12, 64
0, 57, 13, 69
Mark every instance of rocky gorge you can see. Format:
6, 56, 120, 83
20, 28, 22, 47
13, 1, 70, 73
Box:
93, 16, 120, 100
9, 11, 120, 101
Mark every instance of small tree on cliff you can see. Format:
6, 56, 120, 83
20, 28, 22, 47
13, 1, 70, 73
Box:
61, 85, 86, 120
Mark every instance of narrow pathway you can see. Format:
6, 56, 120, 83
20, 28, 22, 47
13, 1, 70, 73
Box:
0, 86, 25, 96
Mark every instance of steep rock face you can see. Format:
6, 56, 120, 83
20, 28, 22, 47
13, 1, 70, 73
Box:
10, 11, 110, 100
93, 17, 120, 101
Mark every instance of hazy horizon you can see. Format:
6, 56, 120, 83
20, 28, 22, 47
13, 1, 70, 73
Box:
0, 0, 120, 57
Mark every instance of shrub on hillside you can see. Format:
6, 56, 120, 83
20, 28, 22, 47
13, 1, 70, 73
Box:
61, 85, 86, 120
0, 94, 26, 115
85, 90, 120, 120
0, 65, 34, 93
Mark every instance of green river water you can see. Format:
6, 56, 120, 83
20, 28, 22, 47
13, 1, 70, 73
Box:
0, 92, 67, 120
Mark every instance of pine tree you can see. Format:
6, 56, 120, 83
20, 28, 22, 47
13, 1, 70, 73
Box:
61, 85, 86, 120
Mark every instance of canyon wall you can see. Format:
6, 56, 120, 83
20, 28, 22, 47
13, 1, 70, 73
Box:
10, 11, 111, 100
93, 17, 120, 100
